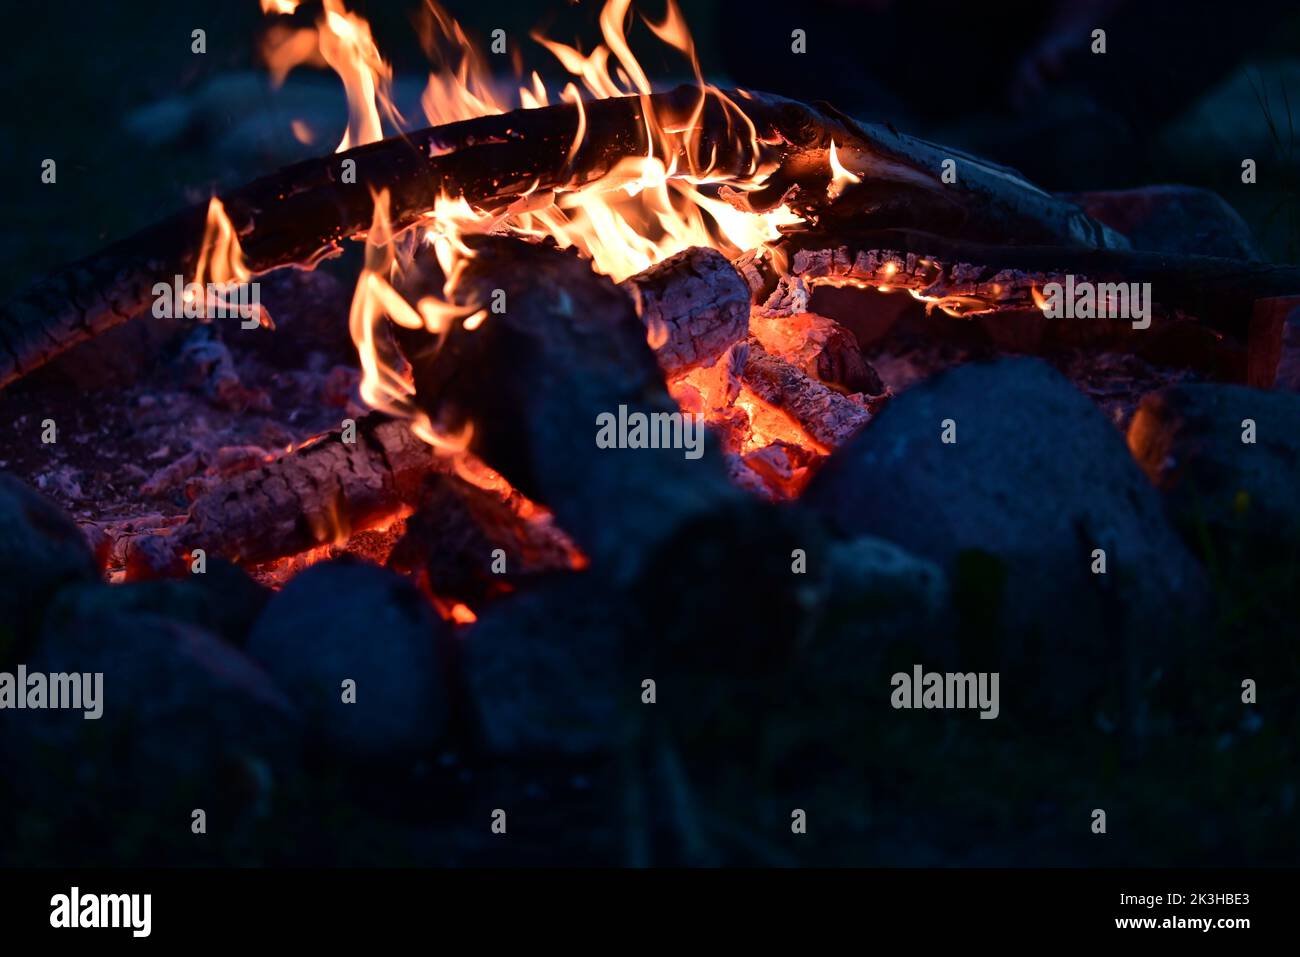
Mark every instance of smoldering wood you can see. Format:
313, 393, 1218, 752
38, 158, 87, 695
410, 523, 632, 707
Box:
622, 246, 751, 377
81, 513, 186, 573
740, 339, 873, 452
754, 228, 1300, 342
734, 441, 821, 500
115, 413, 431, 576
748, 310, 883, 395
0, 87, 1122, 389
386, 471, 581, 607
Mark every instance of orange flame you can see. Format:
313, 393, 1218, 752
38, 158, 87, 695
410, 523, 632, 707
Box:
347, 188, 477, 455
274, 0, 809, 447
188, 196, 271, 327
418, 0, 510, 126
827, 140, 861, 201
253, 0, 840, 511
260, 0, 396, 150
1031, 284, 1050, 313
192, 197, 250, 290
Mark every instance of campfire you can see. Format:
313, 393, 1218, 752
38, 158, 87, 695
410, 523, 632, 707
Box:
7, 0, 1281, 605
3, 0, 1300, 868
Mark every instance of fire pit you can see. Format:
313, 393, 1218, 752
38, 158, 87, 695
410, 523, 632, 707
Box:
2, 0, 1299, 870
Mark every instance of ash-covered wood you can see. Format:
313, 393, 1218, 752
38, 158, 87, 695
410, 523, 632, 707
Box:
0, 87, 1123, 389
741, 339, 872, 452
120, 413, 430, 576
623, 247, 750, 377
81, 513, 186, 574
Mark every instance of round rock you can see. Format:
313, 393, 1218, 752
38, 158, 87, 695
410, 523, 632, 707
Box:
247, 558, 449, 761
804, 358, 1208, 716
2, 609, 301, 859
0, 473, 97, 651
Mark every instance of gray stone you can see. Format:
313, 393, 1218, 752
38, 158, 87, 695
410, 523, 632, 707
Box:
1064, 185, 1261, 260
1128, 383, 1300, 545
246, 559, 449, 760
804, 358, 1208, 715
49, 559, 269, 647
463, 574, 623, 757
798, 534, 952, 697
0, 473, 97, 652
2, 609, 301, 844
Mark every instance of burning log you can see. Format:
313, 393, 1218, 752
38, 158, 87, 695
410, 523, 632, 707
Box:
740, 339, 873, 452
0, 88, 1122, 389
622, 247, 751, 377
756, 228, 1300, 342
117, 413, 430, 576
748, 310, 883, 395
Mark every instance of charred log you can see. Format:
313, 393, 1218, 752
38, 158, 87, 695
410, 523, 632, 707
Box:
116, 413, 430, 576
741, 339, 873, 452
623, 246, 751, 377
386, 471, 583, 609
394, 235, 749, 585
755, 228, 1300, 343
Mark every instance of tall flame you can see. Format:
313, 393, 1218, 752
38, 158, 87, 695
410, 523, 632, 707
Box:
255, 0, 810, 454
261, 0, 396, 150
192, 197, 251, 291
418, 0, 510, 126
347, 188, 476, 455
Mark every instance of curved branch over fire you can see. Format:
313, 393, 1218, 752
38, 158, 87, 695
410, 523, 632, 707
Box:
0, 86, 1123, 390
